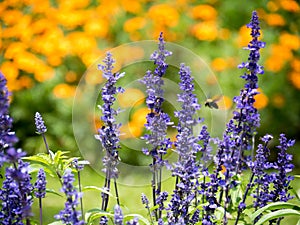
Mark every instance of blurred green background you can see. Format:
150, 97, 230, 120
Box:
1, 0, 300, 223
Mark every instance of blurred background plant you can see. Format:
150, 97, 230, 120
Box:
1, 0, 299, 168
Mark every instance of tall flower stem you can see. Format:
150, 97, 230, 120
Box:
96, 52, 124, 213
141, 32, 172, 220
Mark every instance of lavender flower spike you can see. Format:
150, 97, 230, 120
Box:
34, 168, 47, 199
114, 205, 124, 225
0, 72, 18, 165
96, 51, 124, 180
55, 169, 84, 225
35, 112, 47, 134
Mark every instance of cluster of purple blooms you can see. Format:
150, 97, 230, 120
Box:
0, 10, 296, 225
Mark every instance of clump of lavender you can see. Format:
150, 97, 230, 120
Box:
34, 168, 47, 225
0, 72, 33, 224
140, 32, 173, 219
235, 134, 273, 224
167, 63, 205, 224
204, 11, 266, 224
271, 134, 295, 202
55, 168, 84, 225
96, 52, 124, 212
0, 160, 33, 224
0, 72, 18, 167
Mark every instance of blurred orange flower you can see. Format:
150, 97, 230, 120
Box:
279, 33, 300, 50
291, 58, 300, 72
191, 4, 217, 21
148, 4, 179, 27
121, 0, 142, 14
289, 71, 300, 89
84, 18, 109, 38
211, 58, 227, 72
265, 13, 285, 26
124, 17, 146, 33
191, 21, 218, 41
279, 0, 300, 12
53, 84, 76, 98
254, 88, 269, 109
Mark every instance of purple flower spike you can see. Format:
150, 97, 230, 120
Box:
34, 168, 47, 199
271, 134, 295, 202
55, 169, 84, 225
96, 52, 124, 179
114, 205, 124, 225
0, 72, 18, 165
35, 112, 47, 134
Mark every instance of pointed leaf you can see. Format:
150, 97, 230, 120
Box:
254, 209, 300, 225
82, 186, 114, 197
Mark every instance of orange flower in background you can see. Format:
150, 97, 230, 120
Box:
67, 32, 97, 55
121, 0, 142, 14
267, 1, 280, 12
254, 88, 269, 109
211, 58, 227, 72
191, 21, 218, 41
53, 83, 76, 98
289, 72, 300, 89
191, 4, 217, 21
84, 18, 109, 38
291, 58, 300, 72
237, 26, 252, 47
148, 4, 179, 27
279, 33, 300, 50
279, 0, 300, 12
217, 95, 232, 110
264, 13, 285, 26
265, 44, 293, 72
124, 17, 146, 33
131, 107, 149, 126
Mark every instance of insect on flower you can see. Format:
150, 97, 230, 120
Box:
205, 95, 222, 109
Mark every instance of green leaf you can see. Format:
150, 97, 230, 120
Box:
46, 188, 63, 197
124, 214, 150, 224
85, 208, 113, 224
48, 221, 64, 225
251, 202, 300, 221
82, 186, 114, 197
297, 218, 300, 225
254, 209, 300, 225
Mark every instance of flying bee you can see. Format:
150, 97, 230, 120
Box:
205, 95, 222, 109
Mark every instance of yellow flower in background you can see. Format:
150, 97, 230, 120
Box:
254, 88, 269, 109
66, 32, 97, 55
53, 84, 76, 98
289, 72, 300, 89
279, 33, 300, 50
124, 17, 146, 33
237, 26, 252, 47
265, 13, 285, 26
84, 18, 109, 38
279, 0, 300, 12
148, 4, 179, 27
191, 21, 218, 41
191, 4, 217, 21
131, 107, 149, 126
